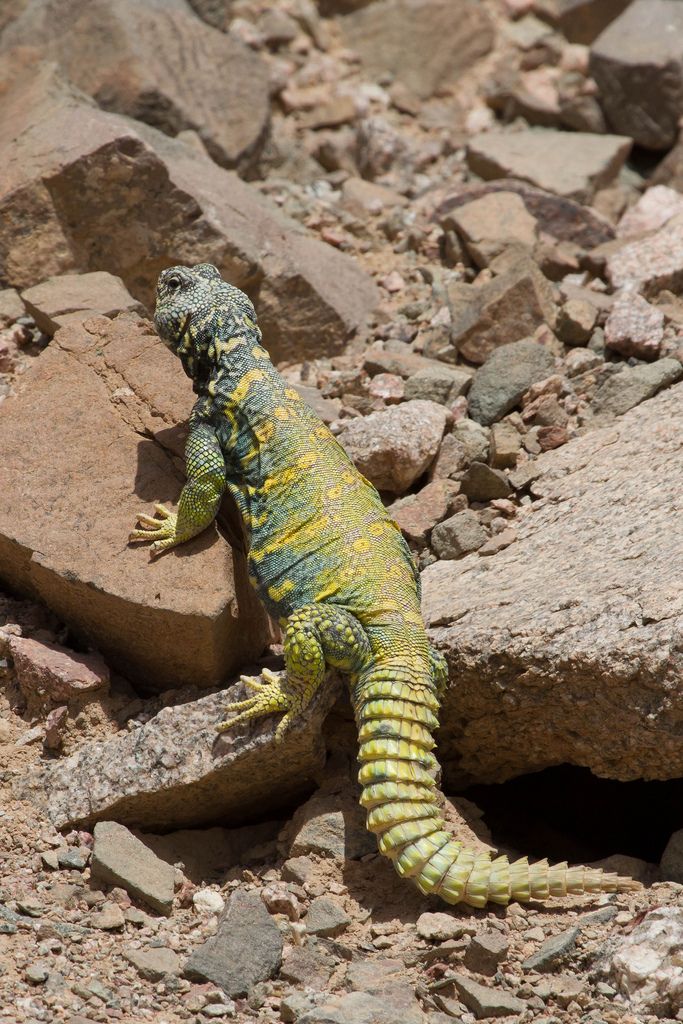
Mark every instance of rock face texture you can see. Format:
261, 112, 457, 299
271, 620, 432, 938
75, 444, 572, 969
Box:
422, 382, 683, 787
0, 61, 378, 363
0, 0, 271, 174
16, 673, 341, 831
590, 0, 683, 150
21, 271, 145, 334
0, 313, 270, 690
338, 0, 494, 100
535, 0, 633, 44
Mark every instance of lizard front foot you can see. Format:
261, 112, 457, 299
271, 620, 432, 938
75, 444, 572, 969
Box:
129, 503, 181, 557
217, 668, 294, 742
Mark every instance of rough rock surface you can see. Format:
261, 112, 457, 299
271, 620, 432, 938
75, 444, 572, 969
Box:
339, 0, 494, 100
590, 0, 683, 150
16, 673, 341, 830
91, 821, 175, 916
0, 61, 378, 362
467, 129, 631, 202
21, 271, 145, 334
591, 358, 682, 420
0, 314, 270, 689
604, 291, 664, 360
337, 400, 449, 493
607, 907, 683, 1017
606, 213, 683, 298
534, 0, 633, 44
1, 0, 271, 174
423, 383, 683, 786
467, 339, 556, 425
9, 636, 110, 703
448, 192, 538, 269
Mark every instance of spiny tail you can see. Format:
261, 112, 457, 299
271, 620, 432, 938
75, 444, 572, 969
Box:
352, 667, 641, 908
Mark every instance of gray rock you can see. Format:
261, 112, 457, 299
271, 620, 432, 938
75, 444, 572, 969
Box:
468, 340, 556, 426
431, 510, 486, 560
464, 931, 510, 976
416, 912, 470, 942
590, 0, 683, 149
451, 974, 527, 1019
91, 821, 175, 916
467, 129, 631, 203
25, 963, 49, 984
422, 381, 683, 785
404, 366, 472, 405
660, 827, 683, 883
461, 463, 511, 502
452, 419, 490, 463
184, 889, 283, 997
281, 991, 317, 1023
522, 926, 580, 973
123, 946, 182, 981
280, 940, 335, 990
305, 897, 351, 938
299, 991, 425, 1024
556, 298, 598, 346
285, 792, 376, 861
57, 847, 90, 871
591, 358, 683, 420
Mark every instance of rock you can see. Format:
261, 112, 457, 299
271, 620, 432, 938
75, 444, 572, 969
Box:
123, 946, 182, 981
286, 791, 376, 861
337, 400, 449, 493
305, 897, 351, 938
467, 129, 631, 203
604, 292, 664, 361
91, 821, 175, 915
17, 675, 339, 831
185, 889, 283, 997
537, 425, 569, 450
193, 889, 226, 915
57, 846, 90, 870
452, 419, 490, 463
422, 381, 683, 785
261, 885, 300, 921
607, 907, 683, 1017
590, 0, 683, 150
448, 192, 538, 268
606, 213, 683, 298
533, 974, 585, 1008
186, 0, 234, 31
9, 637, 109, 703
468, 340, 556, 426
590, 853, 656, 884
461, 463, 512, 502
660, 828, 683, 883
429, 435, 470, 480
534, 0, 632, 44
142, 821, 279, 882
556, 298, 598, 346
464, 932, 510, 976
404, 367, 472, 405
564, 347, 603, 377
522, 926, 580, 972
25, 963, 49, 984
280, 941, 335, 990
90, 901, 126, 931
281, 856, 314, 885
0, 60, 378, 362
390, 480, 463, 548
489, 422, 522, 470
21, 272, 145, 335
591, 358, 682, 420
437, 180, 616, 251
43, 706, 69, 750
431, 510, 486, 560
448, 261, 557, 365
0, 315, 269, 690
367, 373, 405, 405
0, 288, 24, 326
339, 0, 493, 100
617, 185, 683, 240
281, 991, 317, 1024
1, 0, 270, 174
451, 974, 527, 1019
341, 178, 408, 217
416, 912, 469, 942
299, 991, 425, 1024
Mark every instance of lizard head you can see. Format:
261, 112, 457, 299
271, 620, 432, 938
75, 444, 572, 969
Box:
154, 263, 258, 389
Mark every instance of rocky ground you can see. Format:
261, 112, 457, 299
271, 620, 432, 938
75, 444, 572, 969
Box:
1, 0, 683, 1021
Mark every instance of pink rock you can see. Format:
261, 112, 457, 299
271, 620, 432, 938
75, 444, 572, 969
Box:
367, 372, 404, 404
605, 292, 664, 360
378, 271, 406, 294
9, 636, 110, 702
607, 213, 683, 297
616, 185, 683, 240
44, 706, 68, 750
389, 480, 464, 548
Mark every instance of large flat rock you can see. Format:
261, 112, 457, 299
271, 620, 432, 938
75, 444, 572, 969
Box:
16, 672, 341, 830
0, 313, 270, 690
0, 59, 378, 363
422, 382, 683, 787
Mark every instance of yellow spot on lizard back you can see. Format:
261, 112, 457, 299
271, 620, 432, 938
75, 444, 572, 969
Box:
233, 368, 267, 403
297, 452, 318, 469
268, 579, 295, 602
284, 387, 301, 402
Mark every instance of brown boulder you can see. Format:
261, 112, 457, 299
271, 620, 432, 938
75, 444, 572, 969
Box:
339, 0, 493, 101
0, 60, 378, 363
423, 381, 683, 786
533, 0, 632, 44
0, 313, 270, 690
1, 0, 270, 174
21, 271, 146, 334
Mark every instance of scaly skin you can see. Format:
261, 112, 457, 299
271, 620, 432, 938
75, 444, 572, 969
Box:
130, 263, 640, 907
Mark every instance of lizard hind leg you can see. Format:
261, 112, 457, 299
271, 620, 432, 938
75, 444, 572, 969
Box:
218, 604, 372, 743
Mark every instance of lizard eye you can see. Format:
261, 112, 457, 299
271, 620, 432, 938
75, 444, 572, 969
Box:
166, 275, 182, 292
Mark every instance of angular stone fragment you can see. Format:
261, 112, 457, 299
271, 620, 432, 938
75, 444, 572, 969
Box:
467, 129, 631, 202
404, 366, 472, 405
185, 889, 283, 997
9, 637, 109, 702
299, 992, 424, 1024
123, 946, 182, 981
452, 974, 526, 1019
1, 0, 271, 174
534, 0, 632, 44
431, 510, 486, 560
468, 340, 556, 426
489, 422, 522, 469
591, 358, 682, 420
285, 792, 375, 861
337, 400, 449, 493
422, 382, 683, 785
0, 61, 378, 362
0, 288, 24, 326
617, 185, 683, 240
607, 213, 683, 298
522, 926, 580, 972
608, 907, 683, 1017
461, 463, 511, 502
448, 262, 557, 365
449, 192, 538, 268
0, 315, 269, 690
464, 931, 510, 975
605, 292, 664, 361
16, 677, 340, 830
339, 0, 494, 100
91, 821, 175, 915
590, 0, 683, 150
389, 480, 463, 548
305, 897, 351, 938
556, 298, 598, 346
21, 272, 145, 334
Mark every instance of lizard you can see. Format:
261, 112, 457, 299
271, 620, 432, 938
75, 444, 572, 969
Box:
129, 262, 640, 908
